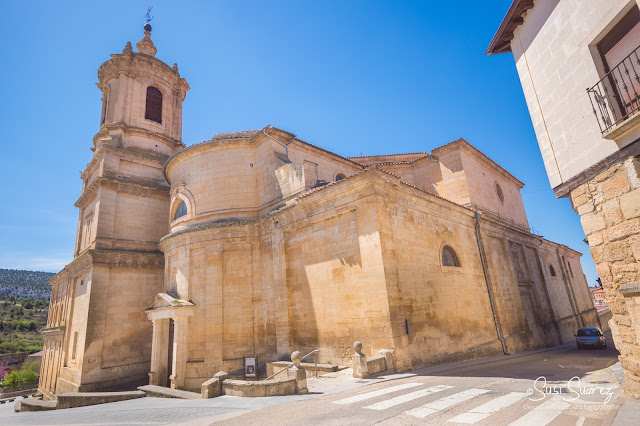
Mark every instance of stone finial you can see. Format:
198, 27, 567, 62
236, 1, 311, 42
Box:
123, 41, 133, 54
291, 351, 302, 365
136, 30, 157, 56
172, 63, 179, 73
352, 341, 369, 379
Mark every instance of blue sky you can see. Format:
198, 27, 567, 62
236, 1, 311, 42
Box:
0, 1, 599, 286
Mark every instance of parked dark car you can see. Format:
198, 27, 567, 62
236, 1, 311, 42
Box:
575, 327, 607, 349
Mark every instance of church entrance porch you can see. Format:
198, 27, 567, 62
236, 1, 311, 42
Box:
145, 293, 194, 389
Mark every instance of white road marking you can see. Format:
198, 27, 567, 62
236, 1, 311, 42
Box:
448, 392, 527, 424
364, 385, 454, 410
508, 396, 570, 426
332, 382, 422, 405
405, 388, 491, 418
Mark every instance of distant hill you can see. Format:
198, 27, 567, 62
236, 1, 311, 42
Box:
0, 269, 53, 301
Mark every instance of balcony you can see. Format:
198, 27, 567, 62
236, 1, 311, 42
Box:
587, 45, 640, 139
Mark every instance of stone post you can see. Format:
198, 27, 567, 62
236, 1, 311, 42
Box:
352, 341, 369, 378
289, 351, 308, 394
378, 349, 396, 373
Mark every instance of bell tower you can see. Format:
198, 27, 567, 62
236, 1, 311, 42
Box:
38, 21, 189, 397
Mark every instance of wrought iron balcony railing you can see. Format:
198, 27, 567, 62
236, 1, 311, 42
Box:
587, 45, 640, 134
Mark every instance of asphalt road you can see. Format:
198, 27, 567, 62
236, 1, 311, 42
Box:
218, 338, 622, 426
0, 336, 622, 425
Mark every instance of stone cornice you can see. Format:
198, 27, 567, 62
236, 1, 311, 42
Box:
81, 144, 168, 180
98, 52, 189, 96
75, 175, 169, 208
90, 249, 164, 268
92, 124, 185, 149
48, 251, 93, 286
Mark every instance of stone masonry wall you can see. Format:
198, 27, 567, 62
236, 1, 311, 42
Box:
571, 156, 640, 396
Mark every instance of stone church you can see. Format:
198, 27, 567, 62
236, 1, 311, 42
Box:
38, 25, 597, 397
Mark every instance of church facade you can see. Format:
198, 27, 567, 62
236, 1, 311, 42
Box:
39, 27, 597, 397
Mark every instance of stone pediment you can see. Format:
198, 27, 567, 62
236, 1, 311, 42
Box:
146, 293, 194, 311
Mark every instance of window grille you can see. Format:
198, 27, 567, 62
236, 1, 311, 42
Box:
442, 246, 461, 267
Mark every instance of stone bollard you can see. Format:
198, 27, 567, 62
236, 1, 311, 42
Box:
378, 349, 396, 373
352, 341, 369, 378
289, 351, 308, 394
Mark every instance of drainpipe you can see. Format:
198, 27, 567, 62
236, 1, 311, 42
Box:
474, 211, 509, 355
262, 126, 289, 157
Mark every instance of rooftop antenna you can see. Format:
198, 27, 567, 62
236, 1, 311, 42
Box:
144, 4, 154, 31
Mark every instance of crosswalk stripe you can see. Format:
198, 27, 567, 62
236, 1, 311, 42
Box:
507, 395, 569, 426
448, 392, 527, 424
405, 388, 491, 418
332, 382, 422, 405
364, 385, 454, 410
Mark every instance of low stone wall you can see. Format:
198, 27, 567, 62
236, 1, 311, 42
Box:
0, 384, 38, 399
222, 377, 297, 397
367, 356, 387, 375
598, 308, 613, 333
265, 361, 341, 378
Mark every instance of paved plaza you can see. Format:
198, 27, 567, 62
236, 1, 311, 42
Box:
2, 334, 638, 425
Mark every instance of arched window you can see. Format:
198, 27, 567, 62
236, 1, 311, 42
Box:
145, 86, 163, 124
174, 201, 187, 220
442, 245, 461, 267
495, 182, 504, 203
550, 265, 556, 277
335, 173, 346, 181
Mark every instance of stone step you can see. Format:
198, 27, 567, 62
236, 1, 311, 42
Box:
138, 385, 201, 399
57, 391, 146, 409
14, 398, 58, 412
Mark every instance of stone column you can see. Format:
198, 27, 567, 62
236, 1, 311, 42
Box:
170, 316, 189, 389
352, 341, 368, 378
148, 318, 169, 386
289, 351, 307, 394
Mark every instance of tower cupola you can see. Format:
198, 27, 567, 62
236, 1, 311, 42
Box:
95, 21, 189, 156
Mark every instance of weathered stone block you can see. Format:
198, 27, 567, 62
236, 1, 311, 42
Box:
581, 212, 606, 234
620, 189, 640, 220
201, 377, 220, 399
602, 199, 624, 227
601, 169, 631, 200
605, 218, 640, 242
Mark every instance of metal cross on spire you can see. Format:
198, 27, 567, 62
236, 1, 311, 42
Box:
145, 4, 154, 24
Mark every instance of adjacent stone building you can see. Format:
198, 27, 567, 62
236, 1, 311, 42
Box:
38, 25, 597, 397
488, 0, 640, 397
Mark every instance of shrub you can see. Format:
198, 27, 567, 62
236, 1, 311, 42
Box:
0, 361, 39, 388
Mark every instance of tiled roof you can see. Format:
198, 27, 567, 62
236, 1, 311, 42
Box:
348, 152, 429, 159
296, 166, 472, 212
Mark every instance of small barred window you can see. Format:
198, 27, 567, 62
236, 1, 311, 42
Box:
550, 265, 556, 277
174, 201, 187, 220
442, 246, 461, 267
145, 86, 163, 123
